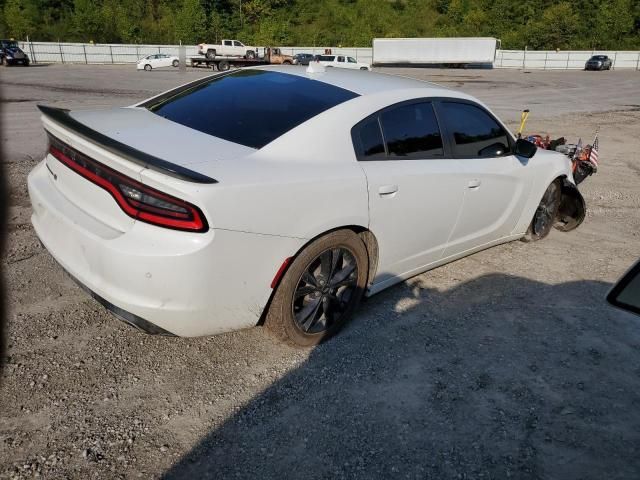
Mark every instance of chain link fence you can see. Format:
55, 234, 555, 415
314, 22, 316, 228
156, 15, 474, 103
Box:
16, 41, 640, 70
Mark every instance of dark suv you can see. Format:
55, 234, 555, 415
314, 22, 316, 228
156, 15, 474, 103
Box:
1, 39, 30, 66
585, 55, 612, 71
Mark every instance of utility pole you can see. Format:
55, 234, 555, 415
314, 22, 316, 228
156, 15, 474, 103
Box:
239, 0, 243, 28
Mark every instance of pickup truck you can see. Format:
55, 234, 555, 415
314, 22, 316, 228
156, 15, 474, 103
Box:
197, 40, 257, 59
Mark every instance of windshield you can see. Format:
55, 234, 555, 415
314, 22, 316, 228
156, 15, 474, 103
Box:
2, 40, 18, 48
146, 70, 358, 149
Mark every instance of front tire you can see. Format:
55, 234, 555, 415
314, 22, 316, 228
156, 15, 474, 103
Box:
522, 179, 562, 242
217, 60, 230, 71
266, 230, 368, 347
172, 59, 179, 67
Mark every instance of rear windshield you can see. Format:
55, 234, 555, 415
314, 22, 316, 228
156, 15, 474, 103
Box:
146, 70, 358, 149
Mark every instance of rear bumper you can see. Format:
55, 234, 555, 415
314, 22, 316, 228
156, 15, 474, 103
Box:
65, 267, 175, 335
28, 160, 304, 337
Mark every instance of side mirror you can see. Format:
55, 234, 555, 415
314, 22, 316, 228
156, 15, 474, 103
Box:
607, 260, 640, 316
514, 138, 537, 158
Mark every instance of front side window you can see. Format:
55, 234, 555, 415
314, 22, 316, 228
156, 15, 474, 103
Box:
234, 41, 243, 47
438, 102, 510, 158
380, 102, 443, 158
348, 57, 357, 63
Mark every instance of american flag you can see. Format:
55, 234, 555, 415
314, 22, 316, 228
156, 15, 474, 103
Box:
589, 134, 599, 166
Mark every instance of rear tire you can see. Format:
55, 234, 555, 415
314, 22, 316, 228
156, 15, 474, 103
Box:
246, 50, 256, 59
144, 64, 152, 71
360, 66, 368, 70
217, 60, 230, 71
265, 230, 368, 347
522, 179, 562, 242
206, 49, 216, 59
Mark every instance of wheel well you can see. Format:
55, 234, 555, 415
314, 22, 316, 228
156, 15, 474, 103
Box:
255, 226, 379, 326
555, 176, 586, 232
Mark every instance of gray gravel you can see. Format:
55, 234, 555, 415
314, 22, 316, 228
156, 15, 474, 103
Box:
1, 64, 640, 479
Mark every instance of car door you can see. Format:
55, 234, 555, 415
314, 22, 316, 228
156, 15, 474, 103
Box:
157, 54, 169, 67
336, 56, 346, 68
435, 100, 531, 258
233, 41, 244, 56
355, 100, 466, 286
223, 40, 233, 55
347, 57, 359, 69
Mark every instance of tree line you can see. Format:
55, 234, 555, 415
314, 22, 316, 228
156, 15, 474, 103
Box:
1, 0, 639, 50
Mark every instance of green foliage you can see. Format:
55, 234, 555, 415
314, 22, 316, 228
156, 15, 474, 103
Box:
0, 0, 638, 49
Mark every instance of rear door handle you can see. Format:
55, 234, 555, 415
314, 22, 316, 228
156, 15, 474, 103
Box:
378, 184, 399, 196
467, 179, 481, 189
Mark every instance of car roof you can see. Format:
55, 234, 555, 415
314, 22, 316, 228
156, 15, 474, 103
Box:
251, 65, 455, 97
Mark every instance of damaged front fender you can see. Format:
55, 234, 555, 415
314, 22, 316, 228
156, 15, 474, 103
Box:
554, 178, 586, 232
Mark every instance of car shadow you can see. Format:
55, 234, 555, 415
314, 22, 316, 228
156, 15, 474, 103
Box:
162, 273, 640, 480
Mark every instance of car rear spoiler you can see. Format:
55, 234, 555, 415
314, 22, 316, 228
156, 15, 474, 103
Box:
37, 105, 217, 184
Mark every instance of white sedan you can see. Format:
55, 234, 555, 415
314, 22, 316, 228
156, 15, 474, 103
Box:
28, 66, 586, 346
316, 54, 371, 70
137, 53, 179, 71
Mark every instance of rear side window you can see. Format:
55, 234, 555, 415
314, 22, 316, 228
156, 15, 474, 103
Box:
438, 102, 510, 157
380, 102, 443, 158
353, 117, 386, 160
146, 70, 358, 149
319, 55, 335, 61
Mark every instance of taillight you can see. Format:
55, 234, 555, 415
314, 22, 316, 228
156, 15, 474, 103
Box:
47, 133, 208, 232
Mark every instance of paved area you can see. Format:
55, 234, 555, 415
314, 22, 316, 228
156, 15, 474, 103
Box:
1, 64, 640, 479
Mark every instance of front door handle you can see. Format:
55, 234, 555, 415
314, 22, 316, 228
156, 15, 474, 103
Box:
378, 184, 399, 196
467, 179, 481, 189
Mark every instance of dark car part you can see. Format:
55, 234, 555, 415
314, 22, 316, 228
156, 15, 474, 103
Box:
554, 178, 586, 232
265, 230, 368, 347
607, 259, 640, 317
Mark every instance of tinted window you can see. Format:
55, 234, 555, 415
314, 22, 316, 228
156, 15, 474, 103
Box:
348, 57, 356, 63
233, 41, 242, 47
224, 40, 232, 46
147, 70, 358, 149
337, 56, 345, 62
353, 117, 385, 159
439, 102, 510, 157
318, 55, 335, 61
380, 102, 443, 158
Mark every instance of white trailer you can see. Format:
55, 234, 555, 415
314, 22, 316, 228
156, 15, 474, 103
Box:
372, 37, 500, 67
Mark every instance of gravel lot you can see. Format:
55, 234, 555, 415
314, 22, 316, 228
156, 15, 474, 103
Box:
2, 64, 640, 479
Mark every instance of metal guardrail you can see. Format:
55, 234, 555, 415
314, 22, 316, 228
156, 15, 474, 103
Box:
16, 41, 640, 70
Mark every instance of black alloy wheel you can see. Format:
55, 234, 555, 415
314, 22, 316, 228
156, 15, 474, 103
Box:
265, 230, 368, 346
524, 179, 562, 242
292, 247, 359, 334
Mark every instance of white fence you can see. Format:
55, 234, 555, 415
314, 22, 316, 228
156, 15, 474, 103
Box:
16, 41, 640, 70
496, 49, 640, 70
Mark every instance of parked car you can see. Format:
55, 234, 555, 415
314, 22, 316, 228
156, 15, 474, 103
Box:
585, 55, 612, 71
30, 66, 586, 345
293, 53, 315, 65
1, 39, 29, 66
137, 54, 179, 71
315, 54, 371, 71
197, 40, 256, 59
